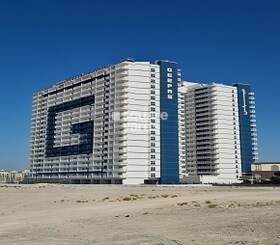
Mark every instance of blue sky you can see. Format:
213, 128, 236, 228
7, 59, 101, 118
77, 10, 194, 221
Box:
0, 0, 279, 170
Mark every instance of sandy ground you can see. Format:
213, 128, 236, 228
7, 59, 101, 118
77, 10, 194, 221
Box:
1, 184, 280, 245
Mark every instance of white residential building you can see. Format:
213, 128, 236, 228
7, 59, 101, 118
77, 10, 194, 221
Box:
29, 59, 181, 184
178, 82, 245, 184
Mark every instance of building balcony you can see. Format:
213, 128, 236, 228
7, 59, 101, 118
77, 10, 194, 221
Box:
197, 170, 218, 175
113, 161, 127, 167
115, 81, 128, 88
113, 168, 127, 174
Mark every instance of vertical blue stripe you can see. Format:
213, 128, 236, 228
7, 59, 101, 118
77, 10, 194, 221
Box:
158, 61, 179, 184
233, 84, 253, 174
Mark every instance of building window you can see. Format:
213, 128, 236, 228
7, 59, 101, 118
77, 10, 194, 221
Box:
167, 68, 172, 72
151, 173, 155, 178
151, 68, 155, 72
151, 136, 155, 140
151, 96, 155, 100
151, 167, 155, 171
151, 107, 155, 112
151, 84, 155, 89
151, 79, 155, 83
151, 155, 155, 159
151, 161, 155, 165
151, 149, 155, 153
151, 101, 155, 106
151, 74, 155, 78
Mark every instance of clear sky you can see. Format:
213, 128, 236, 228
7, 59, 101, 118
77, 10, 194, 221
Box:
0, 0, 279, 170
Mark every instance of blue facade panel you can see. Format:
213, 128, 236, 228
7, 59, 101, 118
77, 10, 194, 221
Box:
158, 61, 179, 184
233, 84, 253, 174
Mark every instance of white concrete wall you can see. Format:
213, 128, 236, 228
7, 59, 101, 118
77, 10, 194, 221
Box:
121, 62, 160, 184
213, 85, 242, 182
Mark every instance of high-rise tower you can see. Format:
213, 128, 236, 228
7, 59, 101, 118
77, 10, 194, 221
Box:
29, 59, 181, 184
178, 82, 258, 184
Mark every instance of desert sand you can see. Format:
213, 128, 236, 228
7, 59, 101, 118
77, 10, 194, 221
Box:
1, 184, 280, 245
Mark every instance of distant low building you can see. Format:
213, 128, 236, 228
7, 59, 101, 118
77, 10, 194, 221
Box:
252, 162, 280, 181
0, 170, 28, 184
